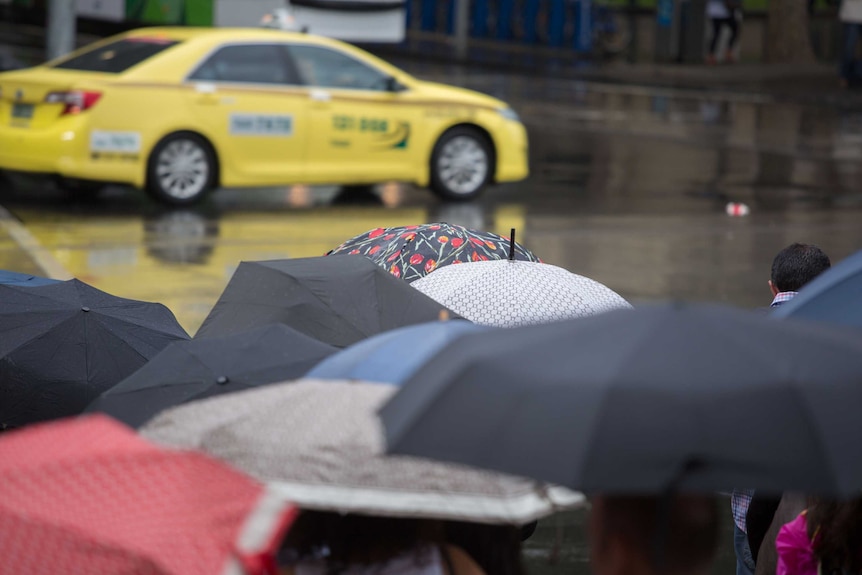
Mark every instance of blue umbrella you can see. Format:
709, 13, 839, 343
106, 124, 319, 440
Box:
306, 320, 491, 385
772, 249, 862, 329
0, 270, 61, 287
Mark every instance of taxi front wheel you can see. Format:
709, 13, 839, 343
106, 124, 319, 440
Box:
146, 132, 217, 206
430, 127, 493, 202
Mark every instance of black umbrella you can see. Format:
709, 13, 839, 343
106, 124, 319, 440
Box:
0, 279, 189, 429
772, 248, 862, 329
380, 303, 862, 497
195, 255, 459, 347
87, 324, 337, 428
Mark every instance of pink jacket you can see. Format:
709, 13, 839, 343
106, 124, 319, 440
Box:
776, 511, 819, 575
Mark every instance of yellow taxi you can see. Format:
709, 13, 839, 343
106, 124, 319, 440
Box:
0, 28, 528, 205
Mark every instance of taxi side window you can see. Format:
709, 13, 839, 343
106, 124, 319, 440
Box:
188, 44, 297, 85
286, 45, 389, 91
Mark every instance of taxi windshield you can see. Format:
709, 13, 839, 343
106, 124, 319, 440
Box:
52, 38, 181, 74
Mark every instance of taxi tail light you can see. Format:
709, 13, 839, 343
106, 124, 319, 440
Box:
45, 90, 102, 115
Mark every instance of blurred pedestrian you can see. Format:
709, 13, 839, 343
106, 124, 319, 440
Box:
589, 495, 720, 575
707, 0, 743, 64
840, 0, 862, 87
775, 497, 862, 575
278, 510, 525, 575
731, 243, 832, 575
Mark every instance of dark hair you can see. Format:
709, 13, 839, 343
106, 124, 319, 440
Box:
770, 243, 831, 293
445, 520, 526, 575
595, 495, 719, 575
280, 510, 526, 575
807, 498, 862, 573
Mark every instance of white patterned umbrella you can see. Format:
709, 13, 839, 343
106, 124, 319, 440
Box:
141, 379, 583, 525
411, 260, 631, 328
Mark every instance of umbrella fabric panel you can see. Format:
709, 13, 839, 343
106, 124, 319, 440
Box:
381, 304, 862, 496
196, 260, 370, 343
0, 280, 189, 428
412, 260, 631, 328
328, 223, 541, 283
0, 270, 61, 287
0, 280, 189, 339
89, 324, 338, 428
0, 415, 296, 575
196, 257, 457, 347
772, 249, 862, 329
143, 380, 583, 524
306, 320, 490, 385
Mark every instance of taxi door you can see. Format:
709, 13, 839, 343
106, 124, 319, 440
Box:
185, 43, 308, 186
285, 44, 420, 184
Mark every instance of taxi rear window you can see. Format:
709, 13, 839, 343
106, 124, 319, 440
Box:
52, 38, 180, 73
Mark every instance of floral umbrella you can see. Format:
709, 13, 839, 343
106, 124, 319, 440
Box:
327, 223, 540, 283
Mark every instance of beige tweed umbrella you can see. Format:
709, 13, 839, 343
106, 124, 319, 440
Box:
141, 379, 583, 524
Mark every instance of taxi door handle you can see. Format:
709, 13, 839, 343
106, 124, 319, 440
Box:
193, 82, 221, 105
309, 89, 331, 103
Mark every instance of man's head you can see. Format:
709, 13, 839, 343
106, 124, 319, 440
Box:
769, 243, 831, 296
589, 494, 719, 575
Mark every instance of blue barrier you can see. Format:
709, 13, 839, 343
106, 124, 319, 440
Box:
414, 0, 595, 52
573, 0, 593, 52
549, 0, 566, 46
498, 0, 514, 40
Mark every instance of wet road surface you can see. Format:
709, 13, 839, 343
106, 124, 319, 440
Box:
2, 63, 861, 573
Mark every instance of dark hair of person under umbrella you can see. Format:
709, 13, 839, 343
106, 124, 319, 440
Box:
770, 243, 831, 293
806, 496, 862, 573
589, 495, 720, 575
278, 510, 526, 575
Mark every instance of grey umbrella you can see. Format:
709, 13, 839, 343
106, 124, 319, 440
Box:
772, 248, 862, 329
195, 255, 459, 347
142, 379, 583, 524
87, 324, 337, 428
380, 303, 862, 497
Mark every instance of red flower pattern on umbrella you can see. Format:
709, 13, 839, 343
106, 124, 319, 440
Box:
327, 223, 540, 283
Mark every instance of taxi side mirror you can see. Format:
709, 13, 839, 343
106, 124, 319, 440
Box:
384, 76, 407, 93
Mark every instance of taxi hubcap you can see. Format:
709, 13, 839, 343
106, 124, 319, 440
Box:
156, 140, 209, 200
438, 136, 488, 195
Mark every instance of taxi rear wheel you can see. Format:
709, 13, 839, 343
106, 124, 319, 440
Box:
146, 133, 216, 206
429, 127, 493, 202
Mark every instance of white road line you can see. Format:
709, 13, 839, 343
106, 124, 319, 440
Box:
0, 204, 74, 280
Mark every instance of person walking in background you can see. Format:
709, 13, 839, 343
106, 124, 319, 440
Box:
707, 0, 742, 64
731, 242, 832, 575
839, 0, 862, 87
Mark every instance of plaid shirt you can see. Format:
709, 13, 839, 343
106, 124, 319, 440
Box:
770, 291, 798, 307
731, 489, 754, 532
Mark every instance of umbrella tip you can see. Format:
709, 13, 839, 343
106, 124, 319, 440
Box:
81, 306, 90, 312
438, 309, 451, 322
509, 228, 516, 261
216, 376, 230, 385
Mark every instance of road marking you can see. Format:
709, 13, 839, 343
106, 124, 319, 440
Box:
0, 204, 74, 280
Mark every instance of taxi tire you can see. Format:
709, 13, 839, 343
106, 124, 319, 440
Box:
146, 132, 217, 206
429, 127, 493, 202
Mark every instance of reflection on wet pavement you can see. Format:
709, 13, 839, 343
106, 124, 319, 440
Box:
1, 67, 861, 575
